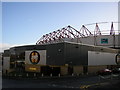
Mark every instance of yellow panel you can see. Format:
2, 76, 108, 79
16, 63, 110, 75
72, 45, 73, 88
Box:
29, 67, 37, 71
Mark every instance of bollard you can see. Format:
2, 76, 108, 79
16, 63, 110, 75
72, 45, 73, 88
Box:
58, 73, 60, 77
50, 73, 52, 77
14, 73, 16, 77
81, 73, 84, 75
72, 73, 74, 76
26, 73, 28, 77
34, 73, 36, 77
42, 73, 44, 77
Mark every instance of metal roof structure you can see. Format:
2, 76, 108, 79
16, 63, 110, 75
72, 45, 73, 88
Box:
36, 22, 119, 45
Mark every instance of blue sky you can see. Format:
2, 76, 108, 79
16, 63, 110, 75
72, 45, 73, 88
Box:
1, 2, 118, 51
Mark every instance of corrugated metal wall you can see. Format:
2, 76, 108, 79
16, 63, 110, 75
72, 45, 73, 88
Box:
46, 43, 64, 65
4, 42, 118, 66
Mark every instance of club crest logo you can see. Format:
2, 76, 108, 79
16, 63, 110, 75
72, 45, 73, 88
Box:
116, 54, 120, 65
29, 51, 40, 64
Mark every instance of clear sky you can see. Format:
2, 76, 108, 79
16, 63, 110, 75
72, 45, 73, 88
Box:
1, 2, 118, 52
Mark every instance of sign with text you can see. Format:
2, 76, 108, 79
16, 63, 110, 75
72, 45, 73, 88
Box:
101, 38, 108, 44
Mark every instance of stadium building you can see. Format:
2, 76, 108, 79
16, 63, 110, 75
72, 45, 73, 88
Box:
2, 22, 120, 76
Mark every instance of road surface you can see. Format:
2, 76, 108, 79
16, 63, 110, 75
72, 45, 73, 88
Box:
2, 74, 120, 89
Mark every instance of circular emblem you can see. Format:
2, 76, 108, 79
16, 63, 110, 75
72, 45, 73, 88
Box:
29, 51, 40, 64
115, 54, 120, 65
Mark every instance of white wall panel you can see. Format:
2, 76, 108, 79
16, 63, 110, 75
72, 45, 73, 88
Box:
88, 51, 116, 65
3, 57, 10, 70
